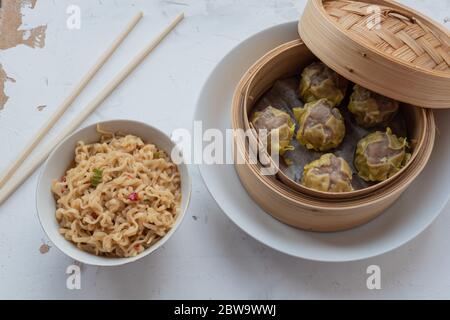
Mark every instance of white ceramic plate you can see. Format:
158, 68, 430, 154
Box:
37, 120, 191, 266
195, 22, 450, 262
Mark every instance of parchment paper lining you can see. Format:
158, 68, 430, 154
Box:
251, 77, 408, 190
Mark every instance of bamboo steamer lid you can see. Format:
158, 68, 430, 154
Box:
299, 0, 450, 109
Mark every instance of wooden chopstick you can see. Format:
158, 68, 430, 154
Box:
0, 12, 143, 190
0, 12, 184, 205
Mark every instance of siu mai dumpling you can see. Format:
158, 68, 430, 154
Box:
348, 85, 399, 128
251, 106, 295, 156
302, 153, 353, 192
293, 99, 345, 152
354, 128, 410, 182
299, 61, 348, 107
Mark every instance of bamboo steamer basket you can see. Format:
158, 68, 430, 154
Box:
242, 40, 430, 200
232, 45, 435, 230
231, 0, 446, 232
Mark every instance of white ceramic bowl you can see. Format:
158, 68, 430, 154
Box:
195, 21, 450, 261
36, 120, 191, 266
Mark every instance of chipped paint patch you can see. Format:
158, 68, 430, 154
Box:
39, 244, 50, 254
0, 0, 47, 50
0, 64, 15, 110
0, 0, 46, 110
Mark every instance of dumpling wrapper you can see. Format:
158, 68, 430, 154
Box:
302, 153, 353, 192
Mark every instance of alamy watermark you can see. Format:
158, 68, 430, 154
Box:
366, 265, 381, 290
66, 5, 81, 30
170, 121, 280, 176
366, 5, 382, 30
66, 264, 81, 290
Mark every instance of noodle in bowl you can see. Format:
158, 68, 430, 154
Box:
36, 120, 191, 266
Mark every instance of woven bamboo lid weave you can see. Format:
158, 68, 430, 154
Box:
299, 0, 450, 109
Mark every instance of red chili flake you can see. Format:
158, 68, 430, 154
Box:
134, 244, 141, 250
92, 212, 98, 219
61, 176, 66, 182
128, 192, 139, 201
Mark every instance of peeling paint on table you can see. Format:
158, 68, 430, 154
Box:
0, 0, 46, 110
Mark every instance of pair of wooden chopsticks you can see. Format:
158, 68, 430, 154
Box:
0, 12, 184, 205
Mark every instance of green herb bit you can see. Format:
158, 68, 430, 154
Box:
90, 168, 103, 187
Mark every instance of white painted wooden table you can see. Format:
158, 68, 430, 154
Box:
0, 0, 449, 299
